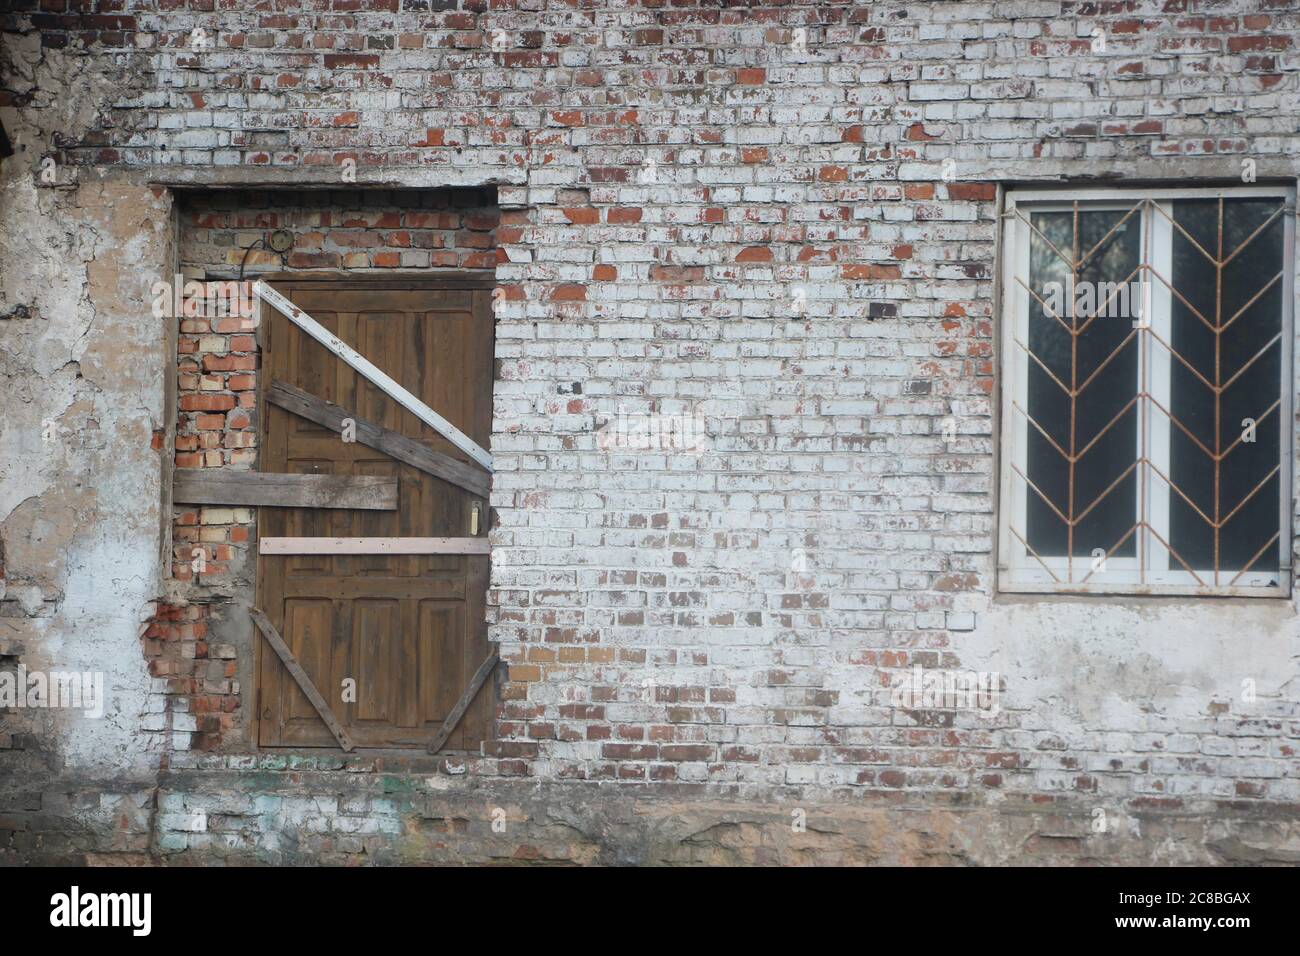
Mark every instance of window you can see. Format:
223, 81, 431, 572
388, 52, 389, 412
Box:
998, 187, 1294, 596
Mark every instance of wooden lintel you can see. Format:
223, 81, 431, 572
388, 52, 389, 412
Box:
254, 281, 494, 471
249, 607, 355, 752
427, 653, 500, 755
173, 470, 397, 510
259, 537, 490, 555
266, 380, 490, 499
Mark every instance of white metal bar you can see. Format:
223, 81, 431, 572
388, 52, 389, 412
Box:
1000, 195, 1031, 579
1147, 202, 1173, 574
253, 281, 493, 471
1280, 194, 1296, 595
260, 537, 491, 555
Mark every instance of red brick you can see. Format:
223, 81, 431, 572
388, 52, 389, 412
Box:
549, 284, 586, 301
179, 394, 236, 412
946, 182, 996, 201
842, 264, 902, 280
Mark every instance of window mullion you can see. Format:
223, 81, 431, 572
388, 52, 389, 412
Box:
1146, 201, 1174, 575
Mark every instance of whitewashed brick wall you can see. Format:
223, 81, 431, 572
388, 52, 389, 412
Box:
4, 1, 1299, 808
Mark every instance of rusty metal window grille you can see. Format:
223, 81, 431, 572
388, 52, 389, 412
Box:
998, 187, 1295, 596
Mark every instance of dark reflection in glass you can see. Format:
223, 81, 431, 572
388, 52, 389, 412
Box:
1169, 199, 1283, 575
1026, 208, 1139, 558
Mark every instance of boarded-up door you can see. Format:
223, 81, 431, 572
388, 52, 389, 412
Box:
256, 277, 494, 750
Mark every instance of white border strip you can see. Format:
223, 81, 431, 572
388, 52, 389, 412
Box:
253, 281, 493, 471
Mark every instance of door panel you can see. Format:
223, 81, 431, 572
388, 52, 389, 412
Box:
257, 279, 494, 750
285, 599, 332, 723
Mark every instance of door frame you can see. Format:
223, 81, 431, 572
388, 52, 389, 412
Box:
251, 270, 498, 752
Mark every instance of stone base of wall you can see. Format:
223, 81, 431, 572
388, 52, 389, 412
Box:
6, 771, 1300, 866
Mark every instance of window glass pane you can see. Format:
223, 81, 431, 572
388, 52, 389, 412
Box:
1169, 198, 1284, 577
1026, 208, 1140, 559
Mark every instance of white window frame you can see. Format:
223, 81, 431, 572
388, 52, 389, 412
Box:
998, 185, 1295, 597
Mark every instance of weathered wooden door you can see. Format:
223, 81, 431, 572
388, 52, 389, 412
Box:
256, 277, 494, 750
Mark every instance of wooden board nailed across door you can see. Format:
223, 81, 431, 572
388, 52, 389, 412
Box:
256, 278, 495, 750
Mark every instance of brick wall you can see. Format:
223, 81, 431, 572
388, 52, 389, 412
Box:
178, 188, 500, 279
140, 602, 223, 755
3, 1, 1300, 834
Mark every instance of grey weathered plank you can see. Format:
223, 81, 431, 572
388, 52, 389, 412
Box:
266, 379, 491, 499
427, 653, 500, 755
259, 537, 490, 555
173, 469, 397, 510
249, 606, 355, 752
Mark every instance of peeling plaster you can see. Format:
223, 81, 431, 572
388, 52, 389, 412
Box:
1, 168, 174, 781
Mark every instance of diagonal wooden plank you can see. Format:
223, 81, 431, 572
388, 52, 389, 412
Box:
259, 537, 490, 556
254, 281, 493, 471
173, 470, 397, 510
249, 606, 355, 752
265, 380, 490, 499
427, 653, 500, 755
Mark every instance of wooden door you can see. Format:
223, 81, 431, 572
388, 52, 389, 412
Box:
256, 277, 494, 750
